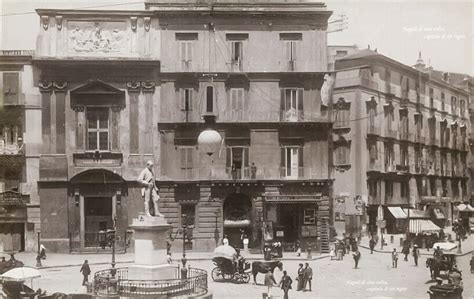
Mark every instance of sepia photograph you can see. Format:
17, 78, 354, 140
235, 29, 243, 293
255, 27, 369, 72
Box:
0, 0, 472, 298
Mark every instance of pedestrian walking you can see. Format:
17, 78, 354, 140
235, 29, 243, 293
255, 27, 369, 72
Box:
369, 238, 376, 254
279, 270, 292, 299
296, 263, 305, 291
352, 249, 360, 269
223, 235, 229, 246
303, 262, 313, 291
39, 244, 46, 259
264, 271, 277, 298
470, 252, 474, 274
80, 260, 91, 286
295, 239, 301, 257
402, 242, 410, 261
391, 248, 398, 268
412, 244, 419, 266
344, 235, 351, 253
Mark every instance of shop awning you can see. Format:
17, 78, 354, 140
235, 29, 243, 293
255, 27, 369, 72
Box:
387, 207, 407, 219
409, 219, 441, 234
224, 219, 251, 228
455, 204, 474, 212
403, 209, 430, 219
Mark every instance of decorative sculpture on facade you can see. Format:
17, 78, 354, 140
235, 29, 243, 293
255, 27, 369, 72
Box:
68, 21, 129, 54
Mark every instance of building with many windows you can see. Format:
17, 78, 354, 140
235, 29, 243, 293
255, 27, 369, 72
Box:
33, 0, 334, 253
331, 49, 470, 239
150, 0, 333, 252
0, 50, 41, 252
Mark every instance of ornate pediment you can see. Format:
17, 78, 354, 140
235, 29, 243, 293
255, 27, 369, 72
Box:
70, 80, 125, 110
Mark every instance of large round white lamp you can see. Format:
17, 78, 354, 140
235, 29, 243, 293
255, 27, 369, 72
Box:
197, 113, 222, 156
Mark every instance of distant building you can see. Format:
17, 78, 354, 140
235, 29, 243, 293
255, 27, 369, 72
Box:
327, 45, 358, 71
331, 49, 470, 239
0, 50, 41, 252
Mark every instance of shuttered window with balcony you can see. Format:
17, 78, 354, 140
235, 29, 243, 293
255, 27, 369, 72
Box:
178, 146, 195, 180
226, 147, 249, 179
3, 72, 20, 105
280, 88, 303, 122
280, 146, 303, 179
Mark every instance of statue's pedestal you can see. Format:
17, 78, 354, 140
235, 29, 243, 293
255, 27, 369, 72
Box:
128, 214, 175, 280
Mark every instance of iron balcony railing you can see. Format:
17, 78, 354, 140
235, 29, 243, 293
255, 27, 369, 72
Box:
0, 142, 23, 155
94, 267, 207, 297
367, 125, 380, 136
168, 166, 329, 181
385, 129, 398, 139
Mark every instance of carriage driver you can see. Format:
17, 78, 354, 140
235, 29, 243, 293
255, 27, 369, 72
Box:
234, 248, 245, 272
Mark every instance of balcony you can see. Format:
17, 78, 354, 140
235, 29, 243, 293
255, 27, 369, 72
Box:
167, 166, 329, 181
0, 142, 23, 155
0, 190, 28, 207
399, 131, 410, 141
280, 109, 304, 122
333, 77, 378, 90
385, 163, 397, 173
287, 60, 296, 71
414, 134, 425, 144
367, 161, 381, 172
385, 129, 398, 139
395, 164, 409, 173
367, 125, 380, 136
230, 59, 243, 72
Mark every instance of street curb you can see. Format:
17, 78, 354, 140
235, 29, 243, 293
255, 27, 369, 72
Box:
35, 254, 331, 270
358, 244, 474, 257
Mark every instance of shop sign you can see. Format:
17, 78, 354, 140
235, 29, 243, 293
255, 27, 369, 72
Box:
276, 230, 284, 237
0, 191, 25, 206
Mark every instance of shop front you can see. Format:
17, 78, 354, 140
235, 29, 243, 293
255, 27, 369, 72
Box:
0, 191, 28, 252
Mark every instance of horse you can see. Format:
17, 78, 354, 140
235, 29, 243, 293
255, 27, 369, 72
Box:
251, 260, 283, 284
426, 258, 451, 280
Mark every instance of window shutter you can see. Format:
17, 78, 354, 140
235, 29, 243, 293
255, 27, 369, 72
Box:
243, 147, 249, 167
243, 89, 248, 113
226, 147, 231, 173
180, 42, 186, 61
280, 147, 285, 168
180, 89, 185, 110
187, 42, 193, 62
179, 148, 185, 169
280, 89, 285, 112
4, 73, 19, 104
292, 41, 297, 61
298, 147, 304, 168
297, 89, 304, 112
285, 42, 291, 61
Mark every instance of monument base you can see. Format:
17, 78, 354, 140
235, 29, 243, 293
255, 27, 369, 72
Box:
128, 264, 176, 280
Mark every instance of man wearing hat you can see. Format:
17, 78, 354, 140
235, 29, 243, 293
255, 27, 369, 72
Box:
412, 244, 420, 266
138, 161, 162, 217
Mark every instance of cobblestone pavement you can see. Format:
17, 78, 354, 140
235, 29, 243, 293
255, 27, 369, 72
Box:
32, 246, 474, 299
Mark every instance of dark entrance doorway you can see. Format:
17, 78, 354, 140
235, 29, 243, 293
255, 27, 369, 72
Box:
278, 204, 299, 243
84, 197, 112, 248
223, 193, 252, 248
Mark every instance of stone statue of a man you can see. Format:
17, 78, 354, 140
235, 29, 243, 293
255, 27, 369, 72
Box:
137, 161, 163, 217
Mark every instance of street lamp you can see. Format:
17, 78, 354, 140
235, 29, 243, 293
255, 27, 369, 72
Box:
169, 216, 193, 278
214, 211, 219, 247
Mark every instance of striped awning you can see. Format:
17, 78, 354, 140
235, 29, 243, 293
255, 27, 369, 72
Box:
409, 219, 440, 234
387, 207, 407, 219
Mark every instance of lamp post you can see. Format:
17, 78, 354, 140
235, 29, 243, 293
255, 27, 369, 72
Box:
214, 211, 219, 247
36, 231, 41, 267
169, 216, 193, 279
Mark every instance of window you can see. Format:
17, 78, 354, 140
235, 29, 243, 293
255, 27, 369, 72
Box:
441, 93, 445, 111
429, 88, 434, 108
281, 88, 303, 121
281, 146, 302, 178
176, 33, 198, 70
460, 99, 466, 117
429, 178, 436, 196
229, 88, 245, 120
385, 109, 394, 135
3, 72, 20, 105
400, 146, 408, 167
399, 111, 408, 138
415, 148, 422, 171
385, 181, 393, 198
86, 108, 109, 151
280, 33, 301, 70
335, 145, 350, 165
304, 208, 316, 225
231, 41, 243, 64
368, 180, 377, 197
180, 88, 193, 112
451, 96, 457, 114
334, 105, 350, 128
179, 147, 195, 179
401, 182, 409, 198
368, 107, 377, 128
369, 142, 378, 162
384, 143, 394, 170
206, 86, 214, 113
226, 147, 250, 179
335, 50, 348, 58
181, 204, 196, 227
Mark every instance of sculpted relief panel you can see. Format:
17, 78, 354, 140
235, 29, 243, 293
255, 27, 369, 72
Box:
67, 21, 131, 55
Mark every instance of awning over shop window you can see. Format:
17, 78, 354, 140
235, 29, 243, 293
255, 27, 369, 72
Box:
387, 207, 407, 219
455, 204, 474, 212
403, 209, 430, 219
409, 219, 440, 234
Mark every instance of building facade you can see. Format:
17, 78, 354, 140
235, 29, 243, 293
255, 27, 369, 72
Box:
33, 0, 334, 253
331, 50, 470, 238
0, 50, 41, 252
149, 0, 333, 252
34, 9, 160, 252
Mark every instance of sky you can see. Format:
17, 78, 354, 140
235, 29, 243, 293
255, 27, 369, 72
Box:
0, 0, 472, 75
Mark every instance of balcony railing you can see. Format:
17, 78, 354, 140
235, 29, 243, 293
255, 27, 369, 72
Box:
395, 164, 409, 173
385, 163, 396, 173
334, 77, 378, 90
167, 166, 329, 181
385, 129, 398, 139
367, 161, 381, 172
214, 111, 327, 123
367, 125, 380, 136
0, 142, 23, 155
94, 267, 208, 297
414, 134, 425, 143
399, 131, 410, 141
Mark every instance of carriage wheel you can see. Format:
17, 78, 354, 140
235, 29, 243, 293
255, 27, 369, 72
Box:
223, 272, 234, 281
211, 267, 222, 282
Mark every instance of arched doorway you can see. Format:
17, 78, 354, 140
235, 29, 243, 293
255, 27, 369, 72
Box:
223, 193, 252, 248
69, 169, 126, 251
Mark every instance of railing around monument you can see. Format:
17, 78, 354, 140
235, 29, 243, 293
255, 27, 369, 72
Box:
93, 267, 208, 297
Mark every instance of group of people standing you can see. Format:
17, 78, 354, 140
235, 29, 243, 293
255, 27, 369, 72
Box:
264, 262, 313, 299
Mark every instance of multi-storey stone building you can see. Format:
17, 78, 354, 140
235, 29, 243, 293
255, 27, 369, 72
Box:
149, 0, 333, 252
34, 9, 160, 252
33, 0, 334, 253
0, 50, 41, 252
332, 50, 470, 238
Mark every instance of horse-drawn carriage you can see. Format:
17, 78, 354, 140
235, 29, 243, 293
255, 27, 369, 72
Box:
211, 256, 251, 283
426, 252, 457, 279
